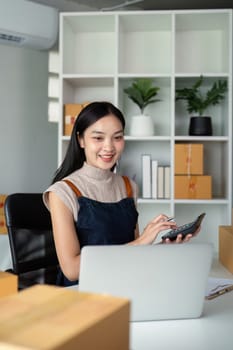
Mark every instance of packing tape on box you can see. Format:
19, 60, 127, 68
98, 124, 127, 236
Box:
65, 115, 77, 126
188, 176, 197, 197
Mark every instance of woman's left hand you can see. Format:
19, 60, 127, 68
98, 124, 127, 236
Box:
162, 226, 201, 244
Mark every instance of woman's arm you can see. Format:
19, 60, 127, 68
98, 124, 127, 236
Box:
130, 214, 197, 245
48, 191, 81, 281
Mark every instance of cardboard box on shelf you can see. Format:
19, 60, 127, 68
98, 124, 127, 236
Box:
63, 102, 89, 136
0, 285, 130, 350
0, 271, 18, 298
175, 175, 212, 199
219, 226, 233, 274
175, 143, 203, 175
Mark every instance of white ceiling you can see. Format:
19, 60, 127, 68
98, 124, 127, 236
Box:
28, 0, 233, 12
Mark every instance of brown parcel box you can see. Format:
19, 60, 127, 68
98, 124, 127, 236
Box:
0, 194, 7, 234
0, 194, 7, 213
64, 104, 82, 136
175, 175, 212, 199
64, 103, 89, 136
219, 226, 233, 274
0, 285, 130, 350
175, 144, 203, 175
0, 214, 7, 234
0, 271, 18, 298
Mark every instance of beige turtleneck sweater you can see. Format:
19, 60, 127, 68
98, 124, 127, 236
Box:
43, 162, 138, 222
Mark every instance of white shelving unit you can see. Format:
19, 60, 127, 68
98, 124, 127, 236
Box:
58, 10, 232, 253
48, 50, 60, 122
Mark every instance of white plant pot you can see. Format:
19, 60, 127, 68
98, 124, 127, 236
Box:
129, 115, 154, 136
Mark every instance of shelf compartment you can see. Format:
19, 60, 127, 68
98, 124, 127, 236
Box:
118, 13, 172, 74
118, 77, 172, 136
62, 14, 116, 75
175, 11, 231, 74
174, 140, 230, 199
118, 140, 171, 197
62, 77, 115, 104
175, 76, 229, 137
61, 77, 115, 138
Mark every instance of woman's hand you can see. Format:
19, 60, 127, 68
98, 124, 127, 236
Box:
162, 225, 201, 244
132, 214, 178, 245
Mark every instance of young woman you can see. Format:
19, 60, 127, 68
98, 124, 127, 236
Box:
43, 101, 195, 286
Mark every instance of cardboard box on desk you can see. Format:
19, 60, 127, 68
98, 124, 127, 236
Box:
0, 271, 18, 298
64, 103, 89, 136
175, 175, 212, 199
0, 194, 8, 234
0, 214, 7, 234
219, 226, 233, 274
175, 144, 203, 175
0, 285, 130, 350
0, 194, 7, 214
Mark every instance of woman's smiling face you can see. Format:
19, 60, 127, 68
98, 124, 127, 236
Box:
78, 114, 125, 170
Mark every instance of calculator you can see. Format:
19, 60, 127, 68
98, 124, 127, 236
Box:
162, 213, 206, 241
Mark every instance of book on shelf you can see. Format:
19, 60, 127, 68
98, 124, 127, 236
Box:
142, 154, 152, 198
151, 160, 158, 199
141, 156, 171, 199
157, 166, 164, 199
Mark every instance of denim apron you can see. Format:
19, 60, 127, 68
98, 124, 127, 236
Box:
57, 176, 138, 286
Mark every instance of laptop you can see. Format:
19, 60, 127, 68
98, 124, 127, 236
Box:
79, 242, 213, 322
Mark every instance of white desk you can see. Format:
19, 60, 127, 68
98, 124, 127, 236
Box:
69, 258, 233, 350
131, 293, 233, 350
130, 259, 233, 350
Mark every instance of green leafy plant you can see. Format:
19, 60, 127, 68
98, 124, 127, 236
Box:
124, 78, 161, 114
175, 76, 227, 116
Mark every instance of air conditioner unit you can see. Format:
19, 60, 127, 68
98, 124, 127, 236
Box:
0, 0, 58, 50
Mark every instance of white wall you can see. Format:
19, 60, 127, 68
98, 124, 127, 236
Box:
0, 44, 58, 194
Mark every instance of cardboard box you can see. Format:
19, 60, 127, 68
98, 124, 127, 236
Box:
0, 194, 7, 234
175, 144, 203, 175
64, 103, 89, 136
0, 271, 18, 298
0, 194, 7, 214
0, 285, 130, 350
0, 214, 7, 234
219, 226, 233, 274
175, 175, 212, 199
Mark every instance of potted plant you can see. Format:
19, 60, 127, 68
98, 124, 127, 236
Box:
124, 78, 161, 136
175, 75, 227, 136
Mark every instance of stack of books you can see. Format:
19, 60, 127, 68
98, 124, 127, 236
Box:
141, 154, 170, 199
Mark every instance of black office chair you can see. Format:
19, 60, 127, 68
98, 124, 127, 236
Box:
4, 193, 59, 290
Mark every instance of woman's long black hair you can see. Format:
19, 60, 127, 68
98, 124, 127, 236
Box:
52, 101, 125, 184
